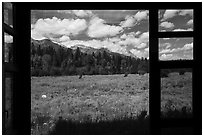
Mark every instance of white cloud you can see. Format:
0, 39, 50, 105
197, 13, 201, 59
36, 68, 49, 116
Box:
162, 9, 193, 21
130, 48, 149, 58
87, 16, 123, 38
135, 31, 141, 35
57, 10, 93, 17
139, 32, 149, 43
4, 34, 13, 43
59, 35, 70, 42
118, 31, 149, 49
173, 28, 193, 31
159, 49, 171, 54
120, 10, 148, 28
118, 36, 140, 46
162, 10, 180, 21
160, 21, 174, 29
120, 16, 136, 28
60, 32, 149, 59
187, 19, 193, 25
31, 29, 47, 40
179, 10, 193, 17
160, 42, 171, 49
159, 42, 193, 54
160, 54, 173, 60
144, 47, 149, 52
137, 43, 147, 49
72, 10, 93, 17
57, 10, 72, 14
120, 31, 141, 39
134, 10, 149, 22
31, 17, 87, 40
163, 38, 170, 40
183, 42, 193, 50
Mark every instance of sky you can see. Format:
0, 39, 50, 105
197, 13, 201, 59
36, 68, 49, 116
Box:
7, 9, 190, 60
158, 9, 193, 60
31, 10, 149, 58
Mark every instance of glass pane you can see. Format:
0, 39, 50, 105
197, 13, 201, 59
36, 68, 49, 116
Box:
3, 2, 13, 28
161, 68, 192, 119
4, 73, 14, 134
31, 10, 149, 134
159, 38, 193, 61
4, 33, 14, 63
159, 9, 193, 32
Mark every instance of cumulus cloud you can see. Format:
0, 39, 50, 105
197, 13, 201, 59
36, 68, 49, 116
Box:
57, 10, 93, 17
187, 19, 193, 25
179, 9, 193, 16
120, 10, 148, 28
160, 21, 174, 29
119, 31, 149, 50
60, 31, 149, 58
162, 9, 193, 21
31, 29, 47, 40
120, 16, 136, 28
163, 38, 170, 40
31, 17, 87, 40
120, 31, 141, 39
183, 42, 193, 50
159, 42, 193, 54
137, 43, 147, 49
173, 28, 193, 31
72, 10, 93, 17
130, 48, 149, 58
59, 35, 70, 42
134, 10, 149, 22
162, 10, 180, 21
160, 54, 173, 60
57, 10, 72, 14
160, 42, 172, 49
87, 16, 123, 38
139, 32, 149, 43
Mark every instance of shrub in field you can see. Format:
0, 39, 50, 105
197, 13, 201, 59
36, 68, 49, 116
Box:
162, 100, 192, 118
160, 69, 170, 78
138, 70, 146, 75
79, 74, 83, 79
124, 72, 128, 77
179, 70, 185, 75
50, 67, 61, 76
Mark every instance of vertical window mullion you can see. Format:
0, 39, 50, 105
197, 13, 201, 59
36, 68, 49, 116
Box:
149, 9, 161, 134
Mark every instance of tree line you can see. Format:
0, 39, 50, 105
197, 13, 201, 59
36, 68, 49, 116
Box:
31, 42, 149, 76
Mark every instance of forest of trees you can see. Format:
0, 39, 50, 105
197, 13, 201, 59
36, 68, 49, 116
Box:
31, 42, 149, 76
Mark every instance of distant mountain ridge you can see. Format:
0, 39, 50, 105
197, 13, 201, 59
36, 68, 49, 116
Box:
31, 38, 149, 77
31, 38, 137, 58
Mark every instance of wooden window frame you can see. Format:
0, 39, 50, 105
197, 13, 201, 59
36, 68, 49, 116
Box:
2, 2, 202, 134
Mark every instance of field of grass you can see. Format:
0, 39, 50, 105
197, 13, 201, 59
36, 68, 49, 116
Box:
31, 72, 192, 134
31, 74, 149, 134
161, 72, 192, 118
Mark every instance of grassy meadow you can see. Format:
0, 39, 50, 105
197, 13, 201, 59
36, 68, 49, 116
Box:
31, 72, 192, 134
161, 72, 192, 118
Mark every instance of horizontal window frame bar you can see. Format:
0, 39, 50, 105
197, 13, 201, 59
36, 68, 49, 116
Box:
157, 32, 194, 38
160, 118, 193, 127
159, 60, 193, 69
22, 2, 200, 10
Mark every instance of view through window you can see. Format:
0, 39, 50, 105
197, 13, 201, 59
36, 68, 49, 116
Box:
30, 9, 194, 135
31, 10, 150, 134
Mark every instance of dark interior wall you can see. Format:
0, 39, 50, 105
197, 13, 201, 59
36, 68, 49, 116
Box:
8, 2, 202, 134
